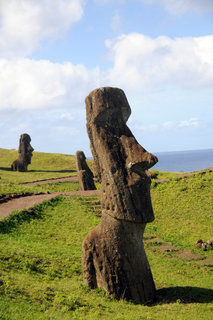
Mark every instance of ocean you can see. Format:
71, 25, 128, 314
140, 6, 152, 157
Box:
153, 149, 213, 172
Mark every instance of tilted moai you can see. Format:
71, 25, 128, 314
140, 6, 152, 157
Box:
11, 133, 34, 172
82, 87, 158, 303
75, 150, 96, 191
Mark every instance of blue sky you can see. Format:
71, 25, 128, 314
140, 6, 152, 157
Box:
0, 0, 213, 156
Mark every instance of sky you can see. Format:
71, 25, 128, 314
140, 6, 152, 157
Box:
0, 0, 213, 157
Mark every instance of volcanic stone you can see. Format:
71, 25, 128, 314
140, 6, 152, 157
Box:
82, 87, 158, 303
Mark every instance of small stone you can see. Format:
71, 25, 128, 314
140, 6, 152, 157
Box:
196, 239, 203, 244
202, 242, 207, 251
195, 239, 203, 248
206, 240, 213, 247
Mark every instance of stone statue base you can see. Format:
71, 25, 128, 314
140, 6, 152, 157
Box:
83, 213, 156, 302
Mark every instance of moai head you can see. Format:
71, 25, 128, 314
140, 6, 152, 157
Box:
76, 150, 89, 171
85, 87, 158, 223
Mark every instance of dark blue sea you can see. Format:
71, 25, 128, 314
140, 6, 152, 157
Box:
153, 149, 213, 172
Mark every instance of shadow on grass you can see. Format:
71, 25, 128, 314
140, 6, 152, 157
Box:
155, 286, 213, 304
0, 167, 11, 171
29, 169, 76, 173
0, 197, 62, 234
0, 168, 76, 173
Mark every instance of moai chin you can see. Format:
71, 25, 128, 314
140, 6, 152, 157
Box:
82, 87, 158, 303
75, 150, 96, 191
11, 133, 34, 172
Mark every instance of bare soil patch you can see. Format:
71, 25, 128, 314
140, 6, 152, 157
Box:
0, 192, 37, 204
21, 176, 79, 186
157, 245, 179, 252
194, 258, 213, 267
144, 234, 212, 270
176, 251, 206, 260
0, 190, 100, 218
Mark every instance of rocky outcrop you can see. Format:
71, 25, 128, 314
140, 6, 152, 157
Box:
82, 87, 158, 303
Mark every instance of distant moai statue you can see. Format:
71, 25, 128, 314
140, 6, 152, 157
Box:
82, 87, 158, 303
11, 133, 34, 172
75, 150, 96, 190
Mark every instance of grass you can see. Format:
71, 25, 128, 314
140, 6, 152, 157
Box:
0, 196, 212, 320
149, 169, 185, 180
148, 172, 213, 252
0, 148, 212, 319
0, 181, 80, 196
0, 148, 88, 194
0, 148, 77, 185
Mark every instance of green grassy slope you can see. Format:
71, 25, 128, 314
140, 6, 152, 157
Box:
0, 148, 83, 194
0, 148, 212, 319
0, 148, 78, 184
149, 172, 213, 250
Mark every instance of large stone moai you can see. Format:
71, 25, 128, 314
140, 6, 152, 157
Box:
11, 133, 34, 172
82, 87, 158, 303
75, 150, 96, 191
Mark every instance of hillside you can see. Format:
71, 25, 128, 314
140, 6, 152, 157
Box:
0, 148, 212, 320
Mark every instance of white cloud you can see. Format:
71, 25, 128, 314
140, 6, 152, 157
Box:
0, 58, 100, 112
160, 0, 213, 15
163, 121, 175, 129
0, 0, 84, 58
93, 0, 127, 4
135, 124, 159, 132
140, 0, 213, 15
53, 125, 80, 135
60, 113, 75, 121
93, 0, 213, 15
179, 118, 200, 128
134, 118, 201, 133
9, 122, 30, 134
105, 33, 213, 91
111, 12, 122, 34
92, 0, 109, 4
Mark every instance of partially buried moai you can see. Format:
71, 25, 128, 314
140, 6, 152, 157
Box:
75, 150, 96, 190
82, 87, 158, 303
11, 133, 34, 172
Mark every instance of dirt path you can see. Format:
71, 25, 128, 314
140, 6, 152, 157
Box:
21, 176, 79, 186
1, 173, 212, 270
0, 190, 100, 219
1, 167, 212, 219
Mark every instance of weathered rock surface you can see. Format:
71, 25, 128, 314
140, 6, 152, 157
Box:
75, 150, 96, 191
11, 133, 34, 172
82, 87, 158, 303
